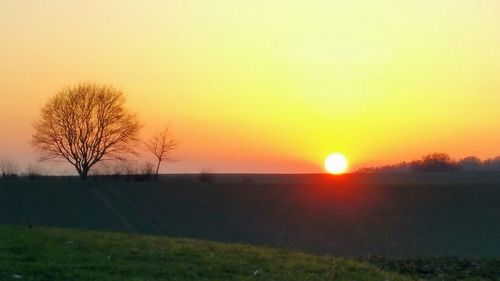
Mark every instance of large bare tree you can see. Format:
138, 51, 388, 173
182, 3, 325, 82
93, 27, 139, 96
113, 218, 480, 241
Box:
145, 127, 178, 177
32, 83, 141, 180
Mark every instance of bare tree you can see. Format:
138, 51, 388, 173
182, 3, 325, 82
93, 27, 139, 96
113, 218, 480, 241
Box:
32, 83, 141, 180
145, 127, 177, 177
26, 163, 44, 180
0, 159, 18, 178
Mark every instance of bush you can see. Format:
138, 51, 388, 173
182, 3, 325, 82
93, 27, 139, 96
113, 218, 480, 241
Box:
134, 162, 155, 181
27, 164, 44, 180
198, 170, 216, 183
121, 161, 155, 181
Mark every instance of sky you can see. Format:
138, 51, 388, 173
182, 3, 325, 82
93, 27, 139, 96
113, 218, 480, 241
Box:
1, 0, 500, 174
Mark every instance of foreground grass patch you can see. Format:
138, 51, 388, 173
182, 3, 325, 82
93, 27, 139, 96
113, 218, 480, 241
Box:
0, 225, 408, 281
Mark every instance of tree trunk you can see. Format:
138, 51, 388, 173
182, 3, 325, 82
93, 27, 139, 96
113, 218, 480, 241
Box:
155, 160, 161, 177
80, 167, 89, 181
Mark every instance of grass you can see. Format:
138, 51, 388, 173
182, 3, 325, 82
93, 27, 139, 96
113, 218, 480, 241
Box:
2, 175, 500, 257
0, 225, 409, 281
1, 176, 499, 280
363, 256, 500, 281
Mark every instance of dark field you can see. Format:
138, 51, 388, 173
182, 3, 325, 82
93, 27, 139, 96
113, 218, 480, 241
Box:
1, 173, 500, 257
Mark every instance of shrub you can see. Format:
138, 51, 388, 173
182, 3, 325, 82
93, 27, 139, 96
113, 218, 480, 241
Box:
198, 170, 216, 183
27, 164, 44, 180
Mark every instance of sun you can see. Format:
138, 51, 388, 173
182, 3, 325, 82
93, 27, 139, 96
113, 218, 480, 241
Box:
325, 153, 349, 175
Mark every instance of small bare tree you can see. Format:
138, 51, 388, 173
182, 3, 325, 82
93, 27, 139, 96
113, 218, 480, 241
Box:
32, 83, 141, 180
26, 163, 43, 180
0, 159, 18, 178
145, 127, 178, 177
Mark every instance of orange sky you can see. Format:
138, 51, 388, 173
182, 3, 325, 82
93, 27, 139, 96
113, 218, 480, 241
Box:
1, 1, 500, 174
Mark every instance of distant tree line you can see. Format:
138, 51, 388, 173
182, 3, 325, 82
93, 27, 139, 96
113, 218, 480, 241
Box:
0, 160, 45, 180
0, 157, 161, 181
357, 153, 500, 173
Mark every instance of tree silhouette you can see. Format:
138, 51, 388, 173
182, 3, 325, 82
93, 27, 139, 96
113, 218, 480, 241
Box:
145, 127, 177, 177
457, 156, 482, 171
483, 156, 500, 171
411, 152, 457, 172
32, 83, 141, 180
0, 159, 18, 178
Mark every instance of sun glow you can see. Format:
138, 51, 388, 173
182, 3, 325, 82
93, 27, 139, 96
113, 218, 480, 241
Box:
325, 153, 348, 175
2, 1, 500, 173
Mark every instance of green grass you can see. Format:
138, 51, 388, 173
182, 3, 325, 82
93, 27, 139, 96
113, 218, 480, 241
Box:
0, 225, 409, 281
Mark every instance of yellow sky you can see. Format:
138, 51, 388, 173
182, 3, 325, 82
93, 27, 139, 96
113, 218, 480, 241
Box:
1, 0, 500, 173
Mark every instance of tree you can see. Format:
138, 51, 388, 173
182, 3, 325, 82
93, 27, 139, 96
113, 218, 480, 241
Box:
0, 159, 18, 178
457, 156, 482, 171
32, 83, 141, 180
483, 156, 500, 171
411, 152, 457, 172
145, 127, 178, 177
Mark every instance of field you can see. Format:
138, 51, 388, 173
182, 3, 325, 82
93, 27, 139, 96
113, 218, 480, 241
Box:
1, 173, 499, 257
1, 173, 500, 280
0, 225, 411, 281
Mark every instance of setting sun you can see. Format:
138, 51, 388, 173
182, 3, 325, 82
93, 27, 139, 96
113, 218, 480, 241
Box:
0, 1, 499, 278
325, 153, 348, 175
